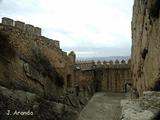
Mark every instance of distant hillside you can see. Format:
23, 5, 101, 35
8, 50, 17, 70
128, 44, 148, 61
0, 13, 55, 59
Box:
77, 56, 130, 62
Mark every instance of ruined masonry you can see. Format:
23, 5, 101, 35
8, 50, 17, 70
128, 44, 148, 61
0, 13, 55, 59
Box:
1, 17, 60, 48
75, 60, 131, 94
0, 17, 132, 120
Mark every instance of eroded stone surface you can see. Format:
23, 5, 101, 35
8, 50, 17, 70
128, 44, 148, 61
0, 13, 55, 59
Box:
0, 19, 85, 120
131, 0, 160, 95
121, 91, 160, 120
0, 85, 79, 120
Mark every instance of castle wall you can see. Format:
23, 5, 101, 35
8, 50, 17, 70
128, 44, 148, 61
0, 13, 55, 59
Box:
0, 17, 74, 99
2, 17, 14, 26
101, 67, 131, 92
74, 69, 95, 98
75, 60, 131, 93
15, 21, 25, 30
0, 17, 131, 99
34, 27, 41, 36
1, 17, 60, 49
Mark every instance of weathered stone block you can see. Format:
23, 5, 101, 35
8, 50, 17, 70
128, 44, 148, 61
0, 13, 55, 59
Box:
53, 40, 60, 48
115, 59, 120, 65
15, 21, 25, 30
121, 60, 126, 64
34, 27, 41, 36
25, 24, 34, 33
2, 17, 14, 26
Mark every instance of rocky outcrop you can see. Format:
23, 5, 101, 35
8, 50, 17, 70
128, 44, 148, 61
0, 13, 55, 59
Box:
121, 1, 160, 119
0, 85, 79, 120
121, 91, 160, 120
131, 0, 160, 95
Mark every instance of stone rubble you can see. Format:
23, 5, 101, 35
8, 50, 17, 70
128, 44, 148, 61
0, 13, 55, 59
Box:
121, 91, 160, 120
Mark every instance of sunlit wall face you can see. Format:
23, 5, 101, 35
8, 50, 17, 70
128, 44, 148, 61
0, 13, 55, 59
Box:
0, 0, 134, 58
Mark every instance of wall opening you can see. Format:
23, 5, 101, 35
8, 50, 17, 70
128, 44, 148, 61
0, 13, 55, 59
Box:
124, 82, 132, 93
153, 79, 160, 91
67, 74, 72, 88
150, 0, 160, 18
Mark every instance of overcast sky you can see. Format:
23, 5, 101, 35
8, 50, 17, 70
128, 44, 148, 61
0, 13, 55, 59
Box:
0, 0, 134, 58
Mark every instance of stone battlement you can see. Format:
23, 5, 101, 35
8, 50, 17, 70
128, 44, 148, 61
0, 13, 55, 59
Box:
1, 17, 60, 48
2, 17, 41, 36
76, 59, 131, 70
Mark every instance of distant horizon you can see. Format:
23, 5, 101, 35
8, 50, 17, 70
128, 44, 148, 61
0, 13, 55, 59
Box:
76, 56, 130, 61
77, 55, 130, 58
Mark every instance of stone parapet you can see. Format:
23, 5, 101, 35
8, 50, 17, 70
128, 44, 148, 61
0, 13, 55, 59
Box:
76, 59, 131, 70
1, 17, 41, 36
0, 17, 61, 49
15, 21, 25, 30
53, 40, 60, 48
38, 36, 59, 49
2, 17, 14, 26
34, 27, 41, 36
25, 24, 34, 33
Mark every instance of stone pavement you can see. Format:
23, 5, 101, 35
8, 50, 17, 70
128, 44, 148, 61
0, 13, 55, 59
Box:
78, 92, 125, 120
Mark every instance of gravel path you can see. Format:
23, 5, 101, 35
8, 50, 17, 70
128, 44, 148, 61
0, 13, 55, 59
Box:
78, 92, 125, 120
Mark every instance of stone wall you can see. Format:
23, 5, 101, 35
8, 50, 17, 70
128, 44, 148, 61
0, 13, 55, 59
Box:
0, 17, 88, 119
75, 60, 131, 94
2, 17, 41, 36
1, 17, 60, 48
131, 0, 160, 95
0, 17, 73, 99
76, 59, 130, 70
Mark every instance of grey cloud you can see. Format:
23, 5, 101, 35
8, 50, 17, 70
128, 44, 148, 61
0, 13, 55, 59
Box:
0, 0, 2, 4
62, 46, 131, 57
0, 0, 132, 58
0, 0, 40, 16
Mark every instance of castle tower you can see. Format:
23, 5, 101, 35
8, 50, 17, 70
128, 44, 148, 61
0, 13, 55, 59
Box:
68, 51, 76, 64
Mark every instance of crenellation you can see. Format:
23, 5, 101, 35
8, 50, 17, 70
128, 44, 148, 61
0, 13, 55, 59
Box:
103, 60, 107, 65
0, 17, 62, 50
25, 24, 34, 33
2, 17, 14, 26
0, 17, 131, 95
15, 21, 25, 30
34, 36, 57, 52
75, 59, 131, 93
115, 59, 120, 65
62, 51, 67, 56
76, 59, 130, 70
53, 40, 60, 48
97, 60, 101, 65
1, 17, 42, 36
127, 59, 131, 65
121, 59, 126, 64
109, 60, 113, 65
34, 27, 41, 36
39, 36, 55, 49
